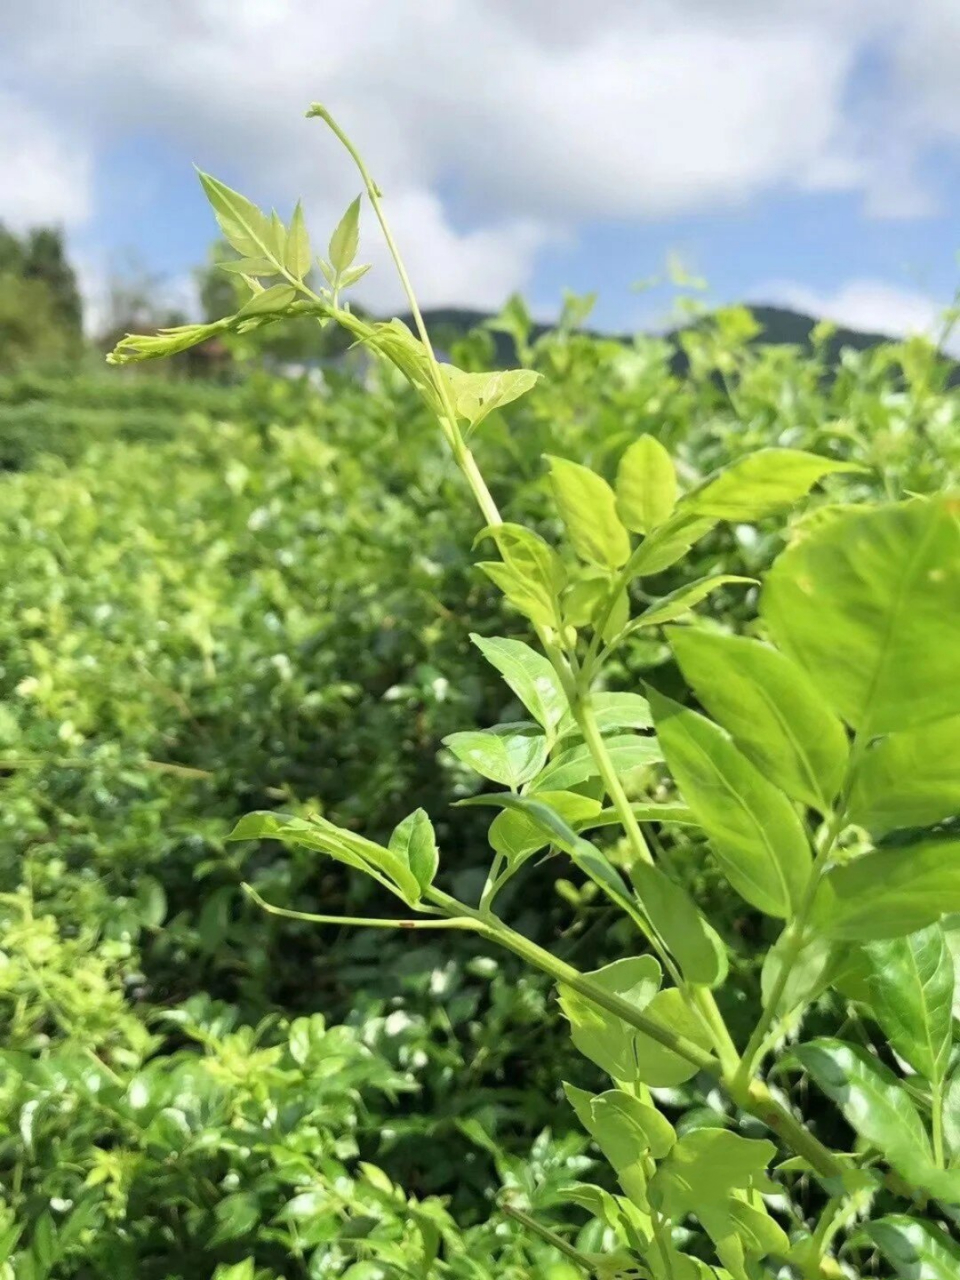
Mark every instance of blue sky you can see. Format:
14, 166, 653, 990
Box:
3, 1, 960, 342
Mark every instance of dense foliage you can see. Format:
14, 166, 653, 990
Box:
4, 111, 960, 1276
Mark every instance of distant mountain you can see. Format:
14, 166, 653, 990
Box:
399, 303, 905, 369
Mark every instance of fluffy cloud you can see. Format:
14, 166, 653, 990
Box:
0, 89, 91, 231
2, 1, 958, 313
762, 278, 957, 350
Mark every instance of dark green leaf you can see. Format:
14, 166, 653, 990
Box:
862, 1215, 960, 1280
788, 1039, 932, 1181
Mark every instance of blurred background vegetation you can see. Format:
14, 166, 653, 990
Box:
0, 220, 958, 1278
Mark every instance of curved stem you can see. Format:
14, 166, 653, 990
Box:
308, 104, 502, 531
242, 884, 479, 931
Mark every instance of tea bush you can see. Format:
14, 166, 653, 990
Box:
4, 105, 960, 1276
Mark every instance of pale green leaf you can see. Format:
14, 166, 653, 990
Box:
558, 956, 662, 1080
197, 171, 277, 262
650, 1129, 777, 1218
627, 575, 754, 632
762, 497, 960, 736
285, 200, 311, 279
237, 283, 297, 317
650, 689, 811, 918
670, 629, 848, 811
488, 790, 601, 864
229, 810, 421, 905
442, 726, 547, 789
217, 257, 280, 276
557, 691, 652, 739
329, 195, 361, 273
547, 455, 631, 568
616, 435, 677, 533
686, 449, 860, 521
813, 839, 960, 941
471, 633, 566, 731
624, 988, 715, 1086
532, 733, 662, 792
631, 860, 727, 988
442, 366, 541, 433
388, 808, 439, 896
850, 716, 960, 835
863, 926, 954, 1083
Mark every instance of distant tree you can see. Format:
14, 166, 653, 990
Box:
0, 222, 83, 369
21, 228, 83, 335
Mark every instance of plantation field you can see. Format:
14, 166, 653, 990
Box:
2, 305, 960, 1279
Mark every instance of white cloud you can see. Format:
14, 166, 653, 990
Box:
760, 278, 957, 350
3, 1, 960, 313
0, 89, 92, 231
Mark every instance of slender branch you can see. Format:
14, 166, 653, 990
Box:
307, 104, 502, 531
499, 1201, 597, 1273
242, 883, 481, 932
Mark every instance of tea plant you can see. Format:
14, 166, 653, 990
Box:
109, 106, 960, 1278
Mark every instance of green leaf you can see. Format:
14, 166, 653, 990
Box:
863, 1215, 960, 1280
557, 691, 652, 739
388, 808, 439, 896
850, 716, 960, 835
863, 926, 954, 1082
285, 200, 311, 279
547, 455, 631, 568
762, 497, 960, 736
626, 575, 754, 632
630, 860, 727, 988
217, 256, 280, 276
624, 988, 715, 1086
615, 435, 677, 534
630, 511, 716, 577
461, 791, 635, 912
532, 733, 662, 792
813, 839, 960, 941
209, 1192, 259, 1246
488, 790, 602, 864
228, 810, 421, 906
558, 956, 662, 1080
442, 366, 541, 434
650, 689, 811, 918
670, 629, 848, 811
197, 171, 278, 263
590, 1089, 676, 1160
237, 283, 297, 317
650, 1129, 777, 1218
587, 1090, 675, 1207
788, 1039, 933, 1181
476, 522, 566, 630
329, 195, 361, 273
471, 633, 566, 731
686, 449, 860, 521
443, 726, 547, 789
761, 933, 837, 1018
